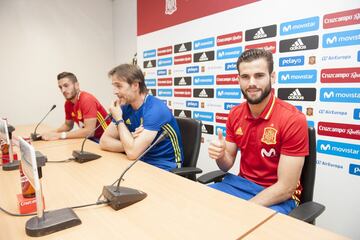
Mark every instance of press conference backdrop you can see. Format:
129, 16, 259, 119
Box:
136, 0, 360, 238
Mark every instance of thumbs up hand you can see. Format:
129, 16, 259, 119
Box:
208, 129, 226, 160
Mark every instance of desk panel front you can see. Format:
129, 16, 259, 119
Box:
0, 141, 275, 239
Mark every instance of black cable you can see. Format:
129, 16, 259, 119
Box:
0, 200, 109, 217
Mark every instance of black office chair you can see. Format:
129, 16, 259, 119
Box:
198, 127, 325, 224
170, 117, 203, 181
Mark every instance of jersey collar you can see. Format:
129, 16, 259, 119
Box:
245, 92, 276, 121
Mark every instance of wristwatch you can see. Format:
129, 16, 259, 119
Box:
114, 119, 124, 126
60, 132, 67, 139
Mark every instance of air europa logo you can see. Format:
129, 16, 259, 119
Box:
317, 139, 360, 160
320, 88, 360, 103
278, 70, 317, 84
245, 24, 277, 41
280, 16, 319, 36
323, 29, 360, 48
321, 67, 360, 83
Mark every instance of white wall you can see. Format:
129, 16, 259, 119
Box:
0, 0, 114, 127
112, 0, 137, 65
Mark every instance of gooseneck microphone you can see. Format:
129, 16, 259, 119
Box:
31, 104, 57, 141
102, 130, 169, 210
72, 114, 112, 163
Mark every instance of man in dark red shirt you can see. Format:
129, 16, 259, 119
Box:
41, 72, 109, 142
208, 49, 308, 214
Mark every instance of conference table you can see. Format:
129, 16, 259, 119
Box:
1, 125, 275, 239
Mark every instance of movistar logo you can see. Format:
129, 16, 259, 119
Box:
261, 148, 276, 157
324, 91, 334, 99
323, 29, 360, 48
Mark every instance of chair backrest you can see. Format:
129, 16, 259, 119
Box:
300, 127, 317, 203
175, 116, 202, 169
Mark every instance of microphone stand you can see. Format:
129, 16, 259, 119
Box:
72, 114, 111, 163
31, 105, 57, 141
102, 131, 168, 210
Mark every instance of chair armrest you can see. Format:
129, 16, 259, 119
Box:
197, 170, 226, 184
170, 167, 202, 177
288, 201, 325, 223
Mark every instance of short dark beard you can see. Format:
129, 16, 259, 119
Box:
241, 82, 272, 105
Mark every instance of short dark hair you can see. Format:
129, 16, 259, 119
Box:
108, 64, 147, 94
236, 49, 274, 74
57, 72, 78, 83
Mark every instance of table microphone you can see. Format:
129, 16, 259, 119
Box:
102, 130, 169, 210
72, 114, 112, 163
31, 104, 57, 141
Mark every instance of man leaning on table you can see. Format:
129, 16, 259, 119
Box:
208, 49, 309, 214
41, 72, 110, 142
99, 64, 184, 171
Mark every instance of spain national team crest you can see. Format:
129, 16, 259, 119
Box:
261, 127, 277, 145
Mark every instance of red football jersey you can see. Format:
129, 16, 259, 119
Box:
65, 91, 109, 139
226, 93, 309, 202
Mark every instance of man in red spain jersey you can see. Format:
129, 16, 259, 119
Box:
208, 49, 308, 214
41, 72, 109, 142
